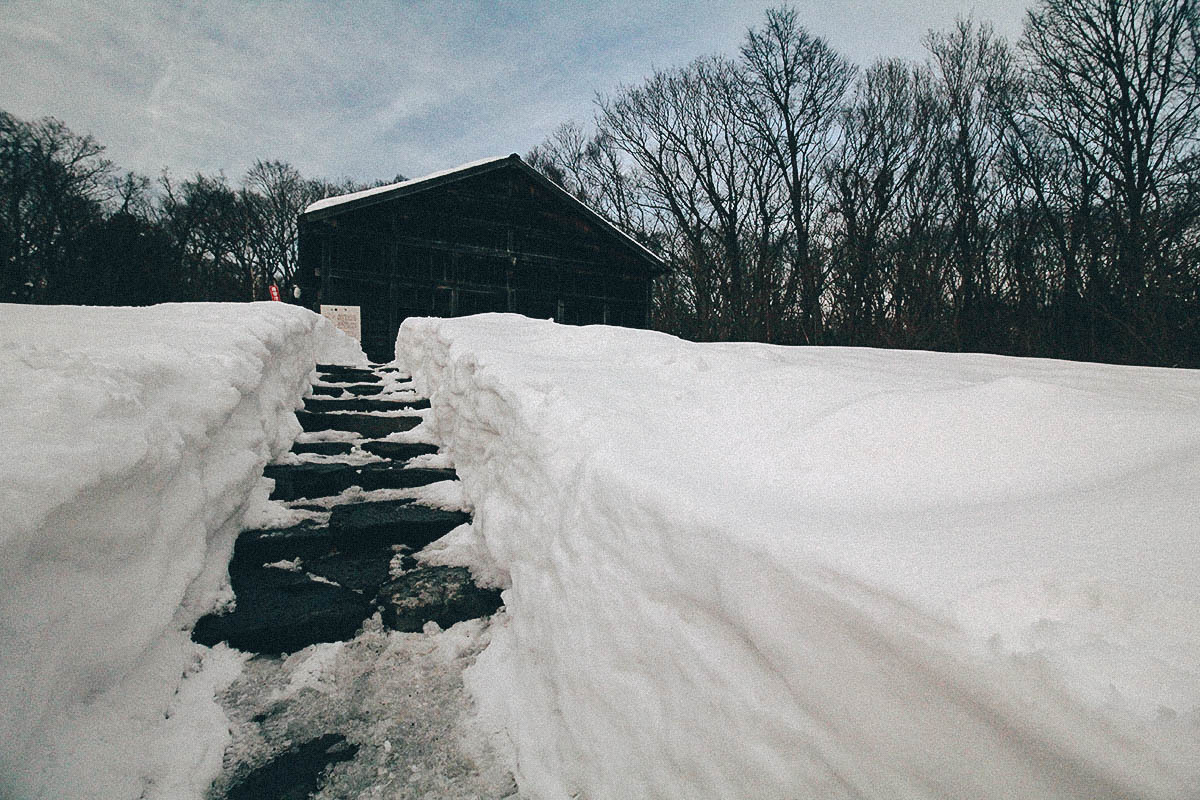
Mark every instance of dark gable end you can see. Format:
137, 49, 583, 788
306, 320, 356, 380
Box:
296, 154, 662, 361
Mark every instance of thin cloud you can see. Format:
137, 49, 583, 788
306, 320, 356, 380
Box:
0, 0, 1029, 184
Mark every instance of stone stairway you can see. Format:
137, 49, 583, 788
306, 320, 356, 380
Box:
193, 362, 505, 799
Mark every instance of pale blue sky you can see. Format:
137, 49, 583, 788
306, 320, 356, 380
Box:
0, 0, 1031, 184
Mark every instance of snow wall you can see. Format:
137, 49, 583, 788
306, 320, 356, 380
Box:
397, 313, 1200, 800
0, 302, 362, 800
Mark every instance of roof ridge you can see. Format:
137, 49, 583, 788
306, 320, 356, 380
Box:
303, 154, 513, 216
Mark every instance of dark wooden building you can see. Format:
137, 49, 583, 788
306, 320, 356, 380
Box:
296, 154, 663, 361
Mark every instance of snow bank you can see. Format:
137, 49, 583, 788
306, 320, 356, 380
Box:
397, 313, 1200, 800
0, 302, 362, 800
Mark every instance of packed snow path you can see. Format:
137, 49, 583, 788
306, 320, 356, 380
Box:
193, 363, 511, 799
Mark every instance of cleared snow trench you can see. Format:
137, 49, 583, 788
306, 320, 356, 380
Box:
397, 313, 1200, 800
197, 358, 510, 799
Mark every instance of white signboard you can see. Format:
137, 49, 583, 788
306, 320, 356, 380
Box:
320, 304, 361, 341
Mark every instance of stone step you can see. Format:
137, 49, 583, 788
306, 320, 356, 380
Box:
359, 440, 439, 461
224, 734, 358, 800
264, 462, 457, 501
376, 566, 503, 632
290, 440, 354, 456
339, 383, 384, 396
234, 521, 339, 564
309, 384, 343, 396
191, 567, 372, 654
329, 500, 470, 552
316, 365, 380, 383
227, 534, 399, 595
317, 372, 382, 384
296, 410, 420, 438
317, 362, 378, 372
310, 381, 408, 398
235, 501, 468, 564
305, 544, 401, 595
303, 396, 430, 414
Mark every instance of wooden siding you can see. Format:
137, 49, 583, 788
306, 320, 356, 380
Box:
298, 161, 656, 360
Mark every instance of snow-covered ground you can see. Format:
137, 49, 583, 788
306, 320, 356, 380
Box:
398, 313, 1200, 800
0, 302, 361, 800
5, 304, 1198, 800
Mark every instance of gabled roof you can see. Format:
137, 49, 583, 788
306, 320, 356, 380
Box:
303, 155, 510, 217
302, 153, 664, 272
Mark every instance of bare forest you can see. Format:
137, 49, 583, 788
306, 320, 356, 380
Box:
4, 0, 1199, 367
0, 116, 393, 308
532, 0, 1200, 367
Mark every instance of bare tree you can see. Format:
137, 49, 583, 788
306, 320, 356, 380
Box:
527, 121, 650, 237
157, 172, 248, 300
108, 171, 154, 218
243, 160, 328, 297
927, 18, 1020, 351
886, 64, 956, 349
1021, 0, 1200, 361
0, 111, 111, 301
825, 59, 937, 344
598, 56, 785, 339
740, 7, 856, 343
527, 121, 596, 203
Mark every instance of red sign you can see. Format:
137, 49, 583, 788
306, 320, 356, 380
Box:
268, 284, 281, 302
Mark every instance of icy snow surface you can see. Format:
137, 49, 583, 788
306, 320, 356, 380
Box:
212, 615, 516, 800
0, 302, 362, 800
397, 313, 1200, 800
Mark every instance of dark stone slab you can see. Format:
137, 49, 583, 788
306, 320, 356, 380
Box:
316, 365, 380, 383
368, 466, 457, 487
296, 410, 420, 438
264, 462, 457, 501
233, 522, 338, 564
309, 384, 343, 396
319, 373, 382, 384
303, 396, 430, 413
376, 566, 503, 632
290, 441, 353, 456
306, 544, 397, 595
359, 440, 439, 461
337, 379, 412, 394
191, 569, 371, 654
341, 383, 384, 396
225, 733, 358, 800
329, 501, 470, 552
